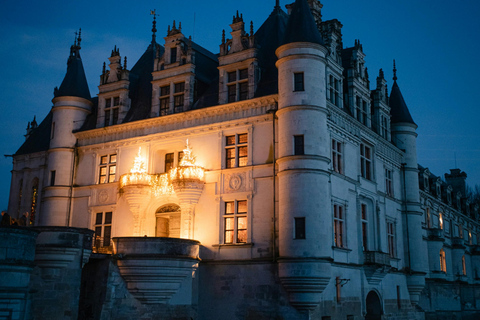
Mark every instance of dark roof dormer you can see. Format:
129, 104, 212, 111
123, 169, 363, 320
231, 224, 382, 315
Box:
54, 29, 91, 100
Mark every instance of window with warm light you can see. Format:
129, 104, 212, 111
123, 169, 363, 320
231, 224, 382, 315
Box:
99, 154, 117, 184
440, 249, 446, 272
225, 133, 248, 168
224, 200, 247, 244
94, 211, 112, 253
159, 85, 170, 116
334, 204, 345, 248
439, 212, 444, 230
462, 255, 467, 276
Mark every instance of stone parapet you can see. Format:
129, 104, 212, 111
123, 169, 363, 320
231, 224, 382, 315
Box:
0, 226, 39, 320
113, 237, 200, 304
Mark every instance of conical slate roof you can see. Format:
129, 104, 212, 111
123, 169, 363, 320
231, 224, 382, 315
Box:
283, 0, 324, 46
55, 42, 91, 100
389, 80, 416, 125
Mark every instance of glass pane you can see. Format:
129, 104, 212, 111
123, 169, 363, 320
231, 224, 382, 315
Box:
239, 69, 248, 80
225, 202, 234, 215
105, 212, 112, 224
227, 71, 236, 83
238, 157, 247, 167
226, 148, 235, 159
105, 98, 111, 108
237, 216, 247, 229
108, 174, 115, 183
100, 167, 107, 175
101, 156, 108, 165
160, 85, 170, 96
238, 146, 247, 157
109, 165, 116, 175
95, 226, 102, 237
99, 176, 106, 184
226, 136, 236, 146
225, 230, 234, 244
237, 230, 247, 243
110, 154, 117, 163
114, 97, 120, 106
226, 159, 235, 168
238, 134, 248, 144
239, 82, 248, 100
225, 217, 234, 230
227, 85, 236, 102
174, 82, 185, 93
237, 200, 247, 214
95, 212, 103, 225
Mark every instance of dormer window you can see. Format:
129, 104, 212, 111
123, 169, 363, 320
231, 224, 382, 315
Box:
174, 82, 185, 113
159, 85, 170, 116
227, 69, 248, 102
328, 75, 340, 107
170, 47, 177, 63
355, 97, 368, 126
424, 177, 429, 191
157, 82, 186, 115
447, 189, 452, 204
105, 97, 120, 126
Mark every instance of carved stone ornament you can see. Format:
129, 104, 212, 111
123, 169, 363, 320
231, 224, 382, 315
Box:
98, 190, 109, 204
229, 174, 242, 191
224, 172, 246, 193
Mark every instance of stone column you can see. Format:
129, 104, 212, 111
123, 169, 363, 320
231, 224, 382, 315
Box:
171, 179, 204, 239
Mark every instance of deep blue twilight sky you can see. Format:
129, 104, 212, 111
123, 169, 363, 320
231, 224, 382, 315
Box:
0, 0, 479, 211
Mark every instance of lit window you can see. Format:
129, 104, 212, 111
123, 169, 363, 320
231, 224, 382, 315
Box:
225, 133, 248, 168
104, 97, 120, 126
99, 154, 117, 184
294, 72, 304, 92
360, 143, 372, 180
439, 212, 444, 230
30, 179, 38, 226
94, 211, 112, 252
294, 135, 304, 155
462, 255, 467, 275
387, 221, 396, 258
165, 153, 174, 172
440, 249, 446, 272
361, 204, 368, 250
294, 217, 306, 239
332, 139, 343, 174
469, 229, 473, 245
224, 200, 247, 244
159, 85, 170, 116
459, 224, 463, 239
385, 169, 393, 196
227, 69, 249, 102
334, 204, 345, 248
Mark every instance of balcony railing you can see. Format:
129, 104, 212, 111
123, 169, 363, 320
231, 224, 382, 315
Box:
364, 251, 391, 266
92, 236, 113, 254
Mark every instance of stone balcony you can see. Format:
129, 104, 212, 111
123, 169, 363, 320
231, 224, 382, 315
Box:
427, 228, 445, 241
452, 237, 466, 248
364, 251, 391, 266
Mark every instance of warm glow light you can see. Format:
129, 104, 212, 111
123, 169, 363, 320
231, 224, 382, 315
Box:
120, 141, 205, 194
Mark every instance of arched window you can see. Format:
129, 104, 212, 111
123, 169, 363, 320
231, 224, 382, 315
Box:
440, 249, 446, 272
439, 212, 443, 229
462, 255, 467, 276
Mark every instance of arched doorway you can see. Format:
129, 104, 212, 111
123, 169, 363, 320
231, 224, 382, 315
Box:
155, 204, 181, 238
365, 291, 382, 320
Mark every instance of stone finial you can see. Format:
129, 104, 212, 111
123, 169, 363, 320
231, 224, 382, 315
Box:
276, 0, 280, 8
151, 10, 157, 44
102, 62, 106, 74
393, 60, 397, 81
379, 68, 384, 79
233, 10, 243, 24
77, 28, 82, 47
250, 21, 254, 36
124, 56, 127, 69
222, 29, 225, 44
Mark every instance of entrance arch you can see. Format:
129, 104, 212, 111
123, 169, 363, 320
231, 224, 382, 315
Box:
365, 291, 382, 320
155, 204, 181, 238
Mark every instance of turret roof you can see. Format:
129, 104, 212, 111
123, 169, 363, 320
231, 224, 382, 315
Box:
282, 0, 324, 46
54, 32, 91, 100
389, 81, 415, 125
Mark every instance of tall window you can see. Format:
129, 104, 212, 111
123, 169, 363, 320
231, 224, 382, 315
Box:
94, 211, 112, 250
224, 200, 247, 244
50, 170, 56, 186
439, 212, 444, 230
99, 154, 117, 184
332, 139, 343, 174
380, 115, 388, 139
294, 72, 304, 92
165, 153, 174, 172
159, 85, 170, 116
328, 75, 340, 107
385, 169, 393, 196
51, 122, 55, 139
227, 69, 249, 102
426, 208, 431, 228
361, 204, 368, 250
170, 47, 177, 63
458, 224, 464, 239
387, 221, 396, 258
294, 217, 306, 239
462, 255, 467, 275
225, 133, 248, 168
294, 135, 304, 155
440, 249, 446, 272
360, 143, 372, 180
104, 97, 120, 126
30, 179, 38, 226
334, 204, 345, 248
174, 82, 185, 113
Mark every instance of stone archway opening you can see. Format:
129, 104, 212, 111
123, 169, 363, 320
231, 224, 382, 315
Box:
155, 204, 181, 238
365, 290, 382, 320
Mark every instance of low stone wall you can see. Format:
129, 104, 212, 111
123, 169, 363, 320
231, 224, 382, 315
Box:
0, 226, 39, 320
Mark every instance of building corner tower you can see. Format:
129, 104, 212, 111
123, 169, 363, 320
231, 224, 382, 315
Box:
389, 62, 427, 305
41, 31, 92, 226
275, 0, 331, 313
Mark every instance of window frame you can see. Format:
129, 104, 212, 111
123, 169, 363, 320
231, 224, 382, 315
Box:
93, 211, 113, 251
440, 248, 447, 272
104, 96, 120, 127
333, 204, 345, 248
226, 68, 249, 103
294, 135, 305, 156
361, 203, 368, 251
294, 217, 306, 239
225, 133, 248, 169
294, 72, 305, 92
98, 154, 117, 184
360, 143, 373, 180
331, 139, 343, 174
385, 168, 393, 197
223, 200, 248, 244
328, 74, 340, 107
387, 220, 396, 258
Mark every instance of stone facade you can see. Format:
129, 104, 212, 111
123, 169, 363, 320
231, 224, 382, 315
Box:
5, 0, 480, 319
